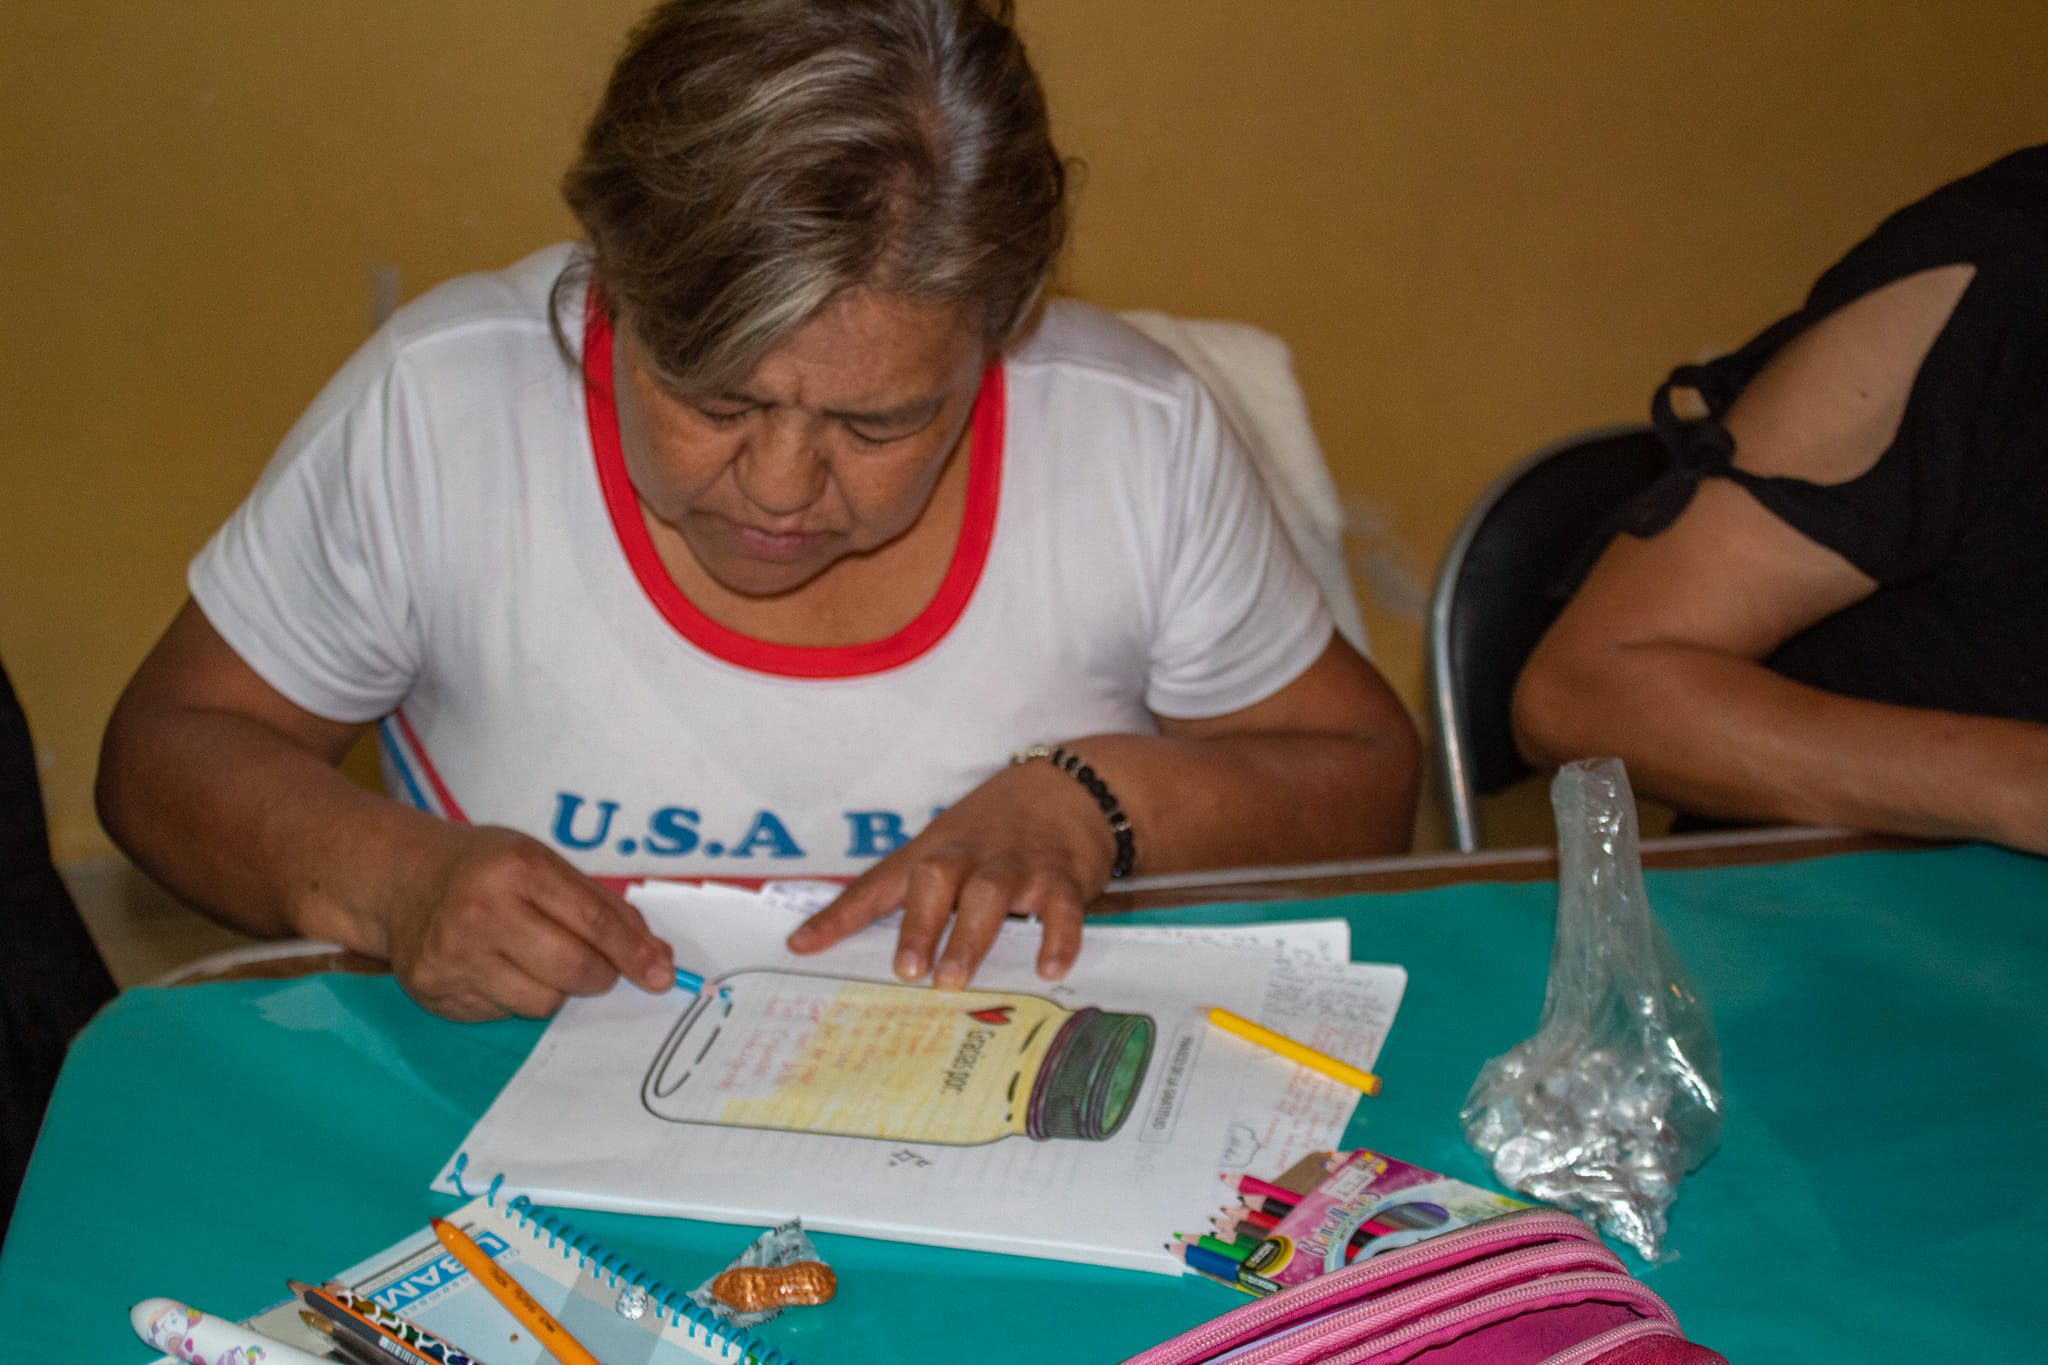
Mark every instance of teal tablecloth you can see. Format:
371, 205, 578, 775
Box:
5, 845, 2045, 1361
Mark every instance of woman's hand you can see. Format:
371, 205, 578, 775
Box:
377, 824, 675, 1021
97, 599, 674, 1022
786, 638, 1420, 991
785, 757, 1113, 990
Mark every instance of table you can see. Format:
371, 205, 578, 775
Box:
5, 838, 2043, 1360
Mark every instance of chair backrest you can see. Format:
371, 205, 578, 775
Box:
1117, 309, 1369, 654
1427, 424, 1669, 851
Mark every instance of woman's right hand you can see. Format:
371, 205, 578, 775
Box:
97, 600, 674, 1023
378, 823, 676, 1021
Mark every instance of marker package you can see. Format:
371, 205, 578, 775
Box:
1235, 1149, 1528, 1294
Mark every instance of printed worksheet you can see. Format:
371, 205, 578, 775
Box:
753, 881, 1409, 1159
1090, 919, 1406, 1174
436, 885, 1405, 1274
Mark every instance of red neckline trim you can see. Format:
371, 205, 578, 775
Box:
583, 296, 1003, 678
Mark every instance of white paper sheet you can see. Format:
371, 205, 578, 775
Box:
435, 884, 1405, 1275
1089, 920, 1406, 1172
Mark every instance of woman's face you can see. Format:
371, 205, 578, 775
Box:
616, 288, 988, 600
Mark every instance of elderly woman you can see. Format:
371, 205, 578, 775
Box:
97, 0, 1419, 1022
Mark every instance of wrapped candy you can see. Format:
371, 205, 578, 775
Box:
690, 1220, 835, 1326
709, 1261, 837, 1313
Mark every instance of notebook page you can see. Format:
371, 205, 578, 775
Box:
436, 889, 1394, 1274
235, 1195, 757, 1364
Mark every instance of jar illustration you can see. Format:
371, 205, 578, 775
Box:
640, 969, 1155, 1146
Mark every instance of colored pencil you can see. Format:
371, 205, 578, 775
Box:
1232, 1204, 1281, 1231
1205, 1215, 1261, 1243
432, 1217, 601, 1365
1179, 1232, 1252, 1262
1170, 1238, 1247, 1283
674, 966, 731, 1001
1203, 1006, 1382, 1096
1221, 1208, 1400, 1248
1223, 1172, 1302, 1206
1220, 1211, 1384, 1252
1213, 1213, 1269, 1244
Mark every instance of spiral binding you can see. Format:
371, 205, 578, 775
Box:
446, 1153, 791, 1365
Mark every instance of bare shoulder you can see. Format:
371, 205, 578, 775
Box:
1556, 263, 1980, 651
1724, 263, 1975, 484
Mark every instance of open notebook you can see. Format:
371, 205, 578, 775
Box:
149, 1190, 791, 1365
436, 882, 1406, 1276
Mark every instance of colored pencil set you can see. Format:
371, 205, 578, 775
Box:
1166, 1171, 1321, 1290
1169, 1172, 1445, 1285
1169, 1150, 1530, 1295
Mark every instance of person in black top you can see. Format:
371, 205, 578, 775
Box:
1514, 146, 2048, 851
2, 659, 118, 1237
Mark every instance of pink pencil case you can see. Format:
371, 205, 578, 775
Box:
1122, 1209, 1725, 1365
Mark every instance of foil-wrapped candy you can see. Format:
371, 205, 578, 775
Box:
710, 1261, 838, 1313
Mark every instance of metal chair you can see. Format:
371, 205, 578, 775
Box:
1427, 424, 1670, 851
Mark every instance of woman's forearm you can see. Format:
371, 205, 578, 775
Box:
787, 635, 1419, 982
1064, 725, 1420, 877
1515, 642, 2048, 852
96, 697, 435, 953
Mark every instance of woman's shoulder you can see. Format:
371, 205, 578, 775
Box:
377, 244, 581, 358
262, 246, 584, 484
287, 245, 581, 439
1809, 146, 2048, 311
1005, 298, 1205, 408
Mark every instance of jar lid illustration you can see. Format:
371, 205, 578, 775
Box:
1026, 1007, 1155, 1140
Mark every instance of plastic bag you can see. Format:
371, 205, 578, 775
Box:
1460, 758, 1723, 1261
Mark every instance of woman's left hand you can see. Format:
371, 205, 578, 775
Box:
788, 639, 1422, 989
785, 757, 1114, 989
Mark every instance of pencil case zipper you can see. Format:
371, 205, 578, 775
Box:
1311, 1271, 1680, 1364
1218, 1243, 1631, 1365
1123, 1209, 1602, 1365
1534, 1317, 1694, 1365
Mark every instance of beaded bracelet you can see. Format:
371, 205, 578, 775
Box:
1010, 743, 1137, 879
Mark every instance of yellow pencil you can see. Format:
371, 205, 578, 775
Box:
1202, 1005, 1383, 1096
431, 1217, 604, 1365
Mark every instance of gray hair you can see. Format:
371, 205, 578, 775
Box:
560, 0, 1068, 391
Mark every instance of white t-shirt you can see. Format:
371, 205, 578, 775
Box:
191, 246, 1334, 878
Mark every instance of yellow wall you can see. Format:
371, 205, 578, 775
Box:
6, 1, 2046, 864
